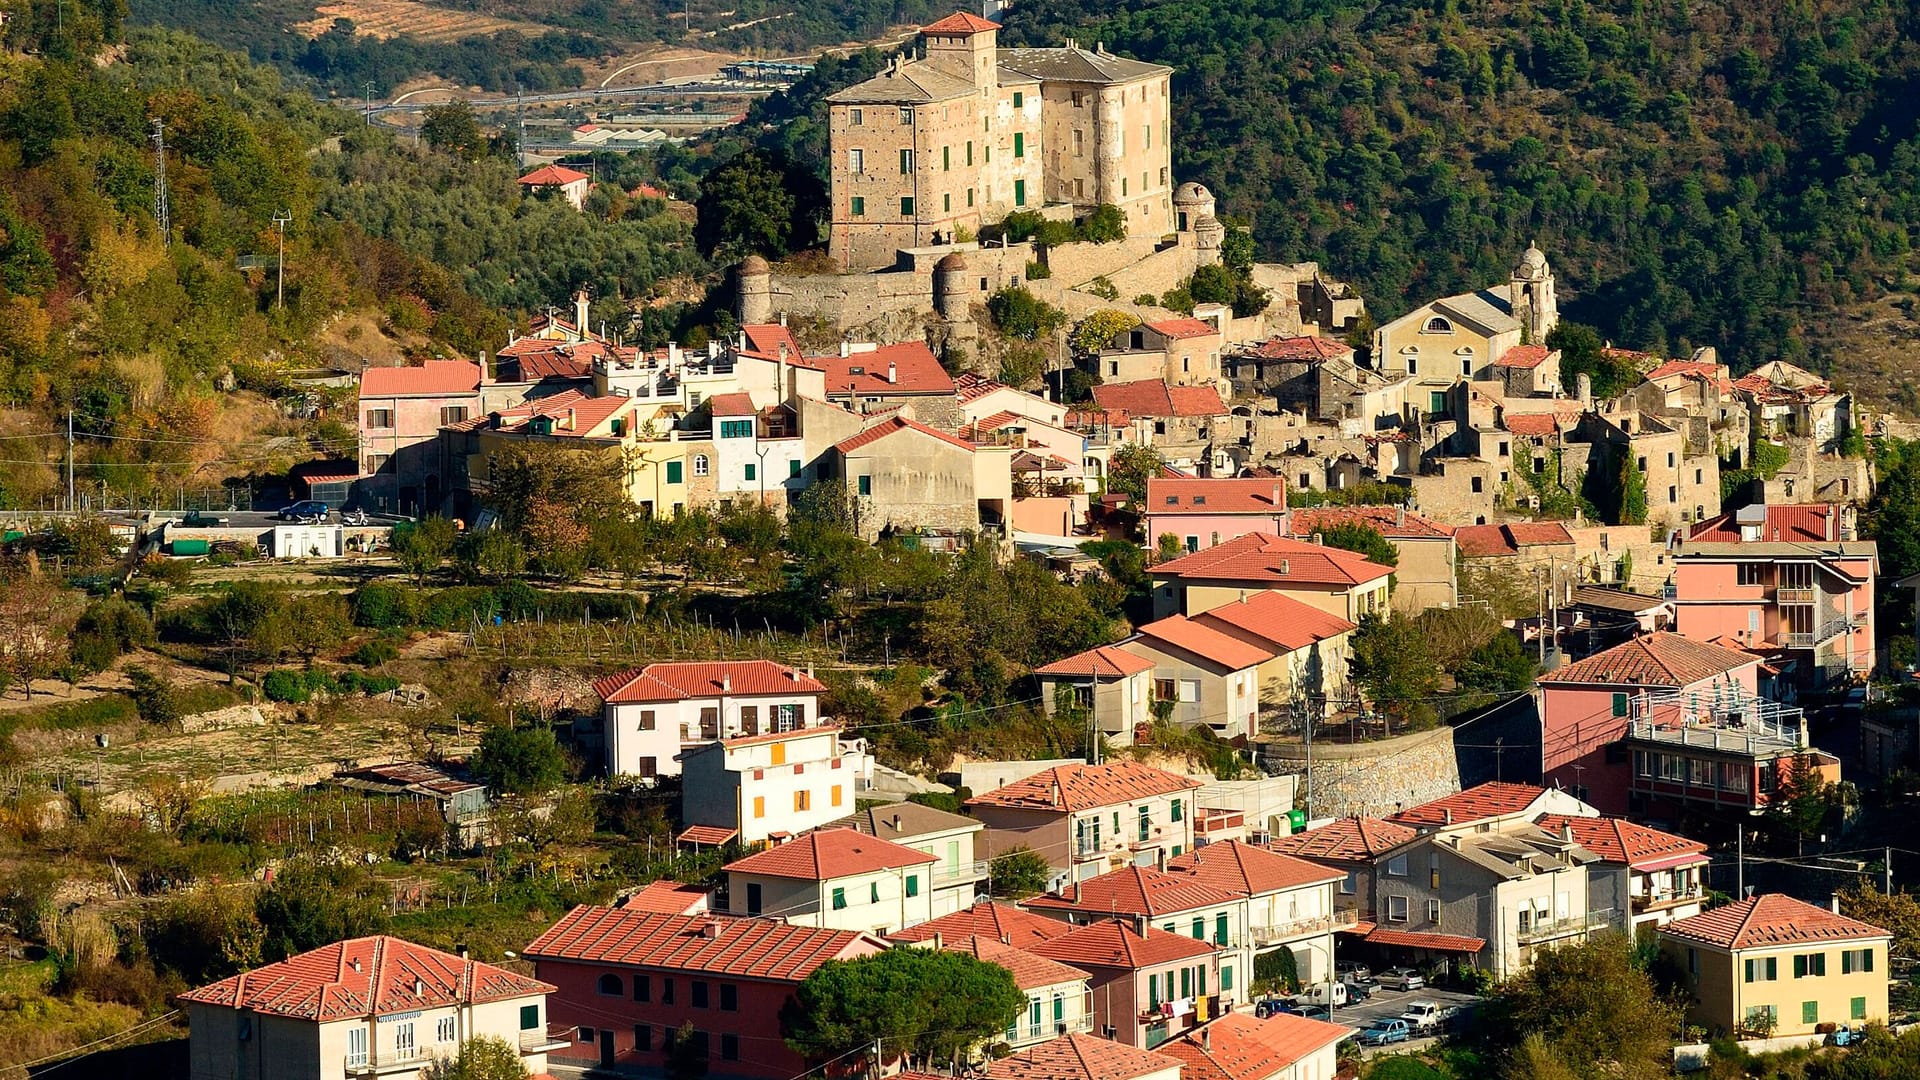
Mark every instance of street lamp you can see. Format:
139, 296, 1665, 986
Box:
272, 209, 292, 310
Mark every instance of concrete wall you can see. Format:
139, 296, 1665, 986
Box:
840, 425, 980, 539
1260, 726, 1461, 820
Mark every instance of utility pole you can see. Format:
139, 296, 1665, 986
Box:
1301, 692, 1315, 819
65, 409, 74, 512
1887, 846, 1894, 894
272, 209, 292, 309
1736, 828, 1745, 899
1087, 673, 1099, 766
151, 119, 170, 246
1494, 737, 1505, 783
365, 82, 376, 126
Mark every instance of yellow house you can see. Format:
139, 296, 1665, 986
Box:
1659, 893, 1890, 1038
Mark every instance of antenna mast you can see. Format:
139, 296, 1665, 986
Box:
151, 119, 171, 245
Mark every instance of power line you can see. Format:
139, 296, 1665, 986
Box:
13, 1009, 180, 1072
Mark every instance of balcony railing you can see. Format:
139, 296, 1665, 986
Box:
1249, 909, 1359, 944
1515, 911, 1613, 944
1776, 587, 1816, 605
1009, 1013, 1095, 1043
343, 1048, 427, 1077
933, 860, 990, 884
1631, 886, 1704, 912
1783, 617, 1851, 649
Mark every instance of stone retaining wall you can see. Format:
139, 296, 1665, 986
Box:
1258, 725, 1462, 819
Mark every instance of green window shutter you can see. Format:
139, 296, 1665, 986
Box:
870, 882, 880, 903
1191, 917, 1204, 940
1767, 957, 1778, 980
943, 146, 950, 170
1148, 974, 1159, 1007
743, 464, 756, 481
666, 460, 683, 484
1612, 693, 1629, 717
1172, 799, 1183, 822
851, 196, 864, 216
1180, 967, 1192, 998
1794, 955, 1807, 978
789, 459, 801, 478
1013, 91, 1023, 108
901, 197, 914, 216
966, 141, 973, 165
900, 148, 911, 173
1852, 996, 1867, 1020
1865, 950, 1875, 973
1221, 965, 1232, 991
1744, 959, 1755, 982
1803, 1001, 1819, 1025
857, 475, 872, 496
1013, 132, 1024, 157
1215, 914, 1229, 946
1014, 179, 1026, 206
906, 874, 919, 897
519, 1005, 539, 1030
831, 887, 846, 910
1052, 995, 1063, 1021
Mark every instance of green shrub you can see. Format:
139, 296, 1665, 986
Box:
351, 639, 399, 666
262, 668, 403, 703
1085, 275, 1119, 300
261, 669, 316, 703
1024, 259, 1051, 280
351, 583, 416, 629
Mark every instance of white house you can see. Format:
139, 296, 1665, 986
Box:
181, 935, 564, 1080
824, 801, 989, 918
679, 726, 875, 845
593, 660, 827, 779
724, 827, 938, 935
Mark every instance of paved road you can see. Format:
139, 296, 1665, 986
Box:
1331, 984, 1481, 1058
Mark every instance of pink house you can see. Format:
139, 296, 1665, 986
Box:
1670, 504, 1876, 690
1145, 478, 1290, 554
357, 360, 482, 514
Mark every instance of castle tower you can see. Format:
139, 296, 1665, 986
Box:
934, 251, 977, 343
1173, 182, 1215, 232
920, 11, 1000, 94
1193, 215, 1225, 267
737, 255, 772, 325
1510, 240, 1558, 343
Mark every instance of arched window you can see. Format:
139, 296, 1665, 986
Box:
1423, 316, 1453, 333
598, 973, 624, 996
693, 454, 710, 477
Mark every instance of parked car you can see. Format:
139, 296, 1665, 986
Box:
1291, 981, 1349, 1008
1335, 961, 1372, 983
1341, 978, 1374, 1003
1357, 1019, 1411, 1047
1399, 1000, 1458, 1034
178, 509, 228, 527
1376, 967, 1426, 991
278, 500, 332, 521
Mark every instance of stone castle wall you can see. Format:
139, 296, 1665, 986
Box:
1257, 725, 1462, 819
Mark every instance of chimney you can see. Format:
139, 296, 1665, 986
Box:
841, 337, 853, 358
456, 943, 469, 959
1443, 808, 1453, 825
779, 311, 788, 327
574, 288, 590, 339
1831, 894, 1843, 914
479, 350, 494, 386
565, 407, 576, 430
778, 342, 790, 398
932, 932, 943, 950
413, 978, 425, 996
1072, 879, 1082, 903
1396, 505, 1406, 527
668, 341, 682, 366
1278, 559, 1289, 575
890, 814, 902, 830
722, 674, 733, 692
787, 667, 799, 681
1311, 532, 1322, 547
888, 361, 898, 385
350, 958, 362, 973
701, 920, 723, 938
1202, 1026, 1211, 1051
1561, 822, 1573, 843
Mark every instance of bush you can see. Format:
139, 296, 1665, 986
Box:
986, 287, 1067, 341
1133, 293, 1157, 306
262, 668, 402, 703
351, 583, 417, 629
1024, 259, 1051, 280
1085, 275, 1119, 300
351, 639, 400, 666
125, 666, 181, 726
1079, 204, 1126, 243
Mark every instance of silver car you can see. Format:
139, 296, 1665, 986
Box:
1376, 966, 1426, 991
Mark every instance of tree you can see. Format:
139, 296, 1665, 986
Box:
144, 886, 266, 986
1836, 885, 1920, 963
1617, 449, 1648, 526
483, 441, 628, 535
782, 947, 1025, 1070
1766, 753, 1843, 843
1459, 631, 1537, 693
457, 529, 527, 584
1069, 310, 1140, 359
1473, 932, 1678, 1079
125, 665, 182, 726
255, 862, 390, 961
69, 598, 154, 673
0, 571, 68, 701
665, 1022, 709, 1080
1318, 522, 1398, 568
1547, 322, 1635, 400
988, 846, 1052, 899
694, 149, 800, 258
421, 101, 486, 161
1348, 614, 1440, 731
1079, 203, 1127, 242
986, 286, 1067, 341
471, 724, 567, 796
421, 1036, 528, 1080
1106, 444, 1165, 504
392, 517, 457, 586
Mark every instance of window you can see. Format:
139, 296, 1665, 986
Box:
366, 453, 391, 474
692, 981, 710, 1008
1744, 1005, 1777, 1031
744, 463, 757, 482
1738, 563, 1767, 586
636, 1025, 653, 1052
791, 789, 812, 812
906, 874, 919, 897
1794, 953, 1827, 978
832, 887, 848, 910
598, 973, 624, 996
395, 1022, 416, 1059
1180, 967, 1193, 998
633, 975, 651, 1002
1171, 799, 1184, 822
899, 148, 913, 173
440, 406, 468, 426
1427, 899, 1442, 923
347, 1028, 368, 1067
1852, 997, 1868, 1021
692, 454, 709, 477
746, 883, 762, 915
1386, 854, 1408, 877
721, 1034, 739, 1061
1668, 485, 1678, 503
1191, 917, 1204, 940
720, 419, 753, 439
666, 460, 683, 484
849, 108, 863, 125
899, 107, 913, 123
1215, 913, 1229, 946
943, 193, 950, 212
1612, 693, 1629, 718
1013, 132, 1025, 158
521, 1005, 541, 1029
1139, 805, 1152, 842
1423, 317, 1453, 333
870, 881, 881, 904
1014, 179, 1026, 206
1148, 973, 1162, 1008
1744, 957, 1779, 983
366, 408, 394, 428
1843, 948, 1875, 974
1387, 895, 1409, 922
901, 196, 915, 216
638, 709, 657, 731
857, 475, 872, 496
967, 188, 975, 207
752, 796, 765, 819
1341, 871, 1356, 895
1471, 476, 1483, 493
851, 196, 865, 216
718, 983, 738, 1011
1178, 680, 1199, 702
1072, 128, 1083, 156
662, 978, 675, 1004
689, 1031, 710, 1058
1429, 853, 1441, 889
1696, 468, 1704, 484
1803, 1001, 1819, 1026
966, 141, 973, 165
848, 148, 864, 172
1013, 91, 1024, 108
1668, 452, 1676, 467
942, 146, 950, 170
789, 459, 802, 478
1637, 456, 1647, 471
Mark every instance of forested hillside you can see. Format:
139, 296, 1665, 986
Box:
999, 0, 1920, 373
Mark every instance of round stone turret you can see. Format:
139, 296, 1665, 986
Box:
737, 255, 772, 325
1193, 214, 1226, 266
934, 251, 973, 324
1173, 182, 1216, 230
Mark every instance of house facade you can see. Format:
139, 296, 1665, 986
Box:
680, 727, 875, 845
824, 802, 989, 917
1119, 615, 1268, 741
1144, 478, 1291, 555
356, 361, 482, 515
594, 661, 828, 780
968, 762, 1203, 884
1534, 813, 1709, 933
1372, 244, 1558, 416
1166, 840, 1348, 986
1150, 533, 1394, 622
1158, 1013, 1349, 1080
1660, 894, 1890, 1039
1034, 646, 1157, 748
1284, 506, 1457, 613
723, 828, 938, 934
1031, 920, 1225, 1049
1022, 866, 1253, 998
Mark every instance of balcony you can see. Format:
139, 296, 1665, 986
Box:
1776, 587, 1816, 605
1631, 885, 1704, 913
1783, 616, 1851, 649
1515, 911, 1613, 945
1249, 909, 1359, 945
344, 1048, 428, 1077
1140, 993, 1230, 1024
933, 859, 990, 885
1009, 1013, 1095, 1044
520, 1027, 573, 1054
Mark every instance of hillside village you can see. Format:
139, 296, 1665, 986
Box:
7, 9, 1920, 1080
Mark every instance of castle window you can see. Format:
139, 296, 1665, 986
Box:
942, 146, 949, 170
943, 193, 950, 211
1144, 123, 1151, 148
1013, 132, 1024, 158
1160, 166, 1168, 186
1423, 316, 1453, 333
693, 455, 709, 477
966, 141, 973, 166
1073, 129, 1083, 157
850, 196, 864, 216
901, 197, 915, 216
899, 148, 912, 173
899, 107, 913, 123
1013, 91, 1024, 108
1072, 91, 1086, 107
1013, 180, 1026, 206
849, 108, 863, 125
1121, 177, 1128, 196
847, 148, 863, 172
967, 189, 974, 207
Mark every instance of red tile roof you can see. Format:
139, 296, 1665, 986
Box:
1134, 614, 1275, 671
1453, 521, 1576, 558
1502, 413, 1569, 437
739, 323, 806, 364
834, 414, 976, 455
967, 762, 1202, 812
1268, 817, 1417, 862
707, 392, 757, 417
1241, 336, 1353, 362
954, 372, 1011, 403
724, 828, 936, 880
1363, 926, 1486, 952
1164, 840, 1343, 896
1495, 345, 1551, 369
1146, 478, 1288, 515
518, 164, 590, 186
1286, 505, 1453, 540
943, 935, 1089, 990
594, 661, 825, 703
1152, 533, 1393, 587
1387, 782, 1554, 828
1034, 645, 1157, 679
892, 902, 1072, 947
819, 342, 955, 396
1533, 815, 1707, 869
623, 881, 711, 914
1159, 1013, 1348, 1080
360, 361, 482, 398
1145, 317, 1219, 341
1645, 359, 1728, 392
1031, 919, 1219, 970
922, 10, 1000, 33
524, 906, 881, 981
1023, 866, 1246, 918
178, 936, 553, 1021
507, 347, 596, 381
1661, 894, 1888, 951
1688, 503, 1840, 544
1537, 632, 1756, 688
1192, 591, 1357, 654
1091, 379, 1227, 418
986, 1033, 1180, 1080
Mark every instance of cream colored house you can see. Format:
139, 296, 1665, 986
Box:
724, 827, 938, 935
1661, 894, 1890, 1038
1034, 645, 1156, 748
826, 801, 988, 917
679, 727, 875, 845
968, 761, 1203, 884
181, 936, 563, 1080
1373, 243, 1559, 416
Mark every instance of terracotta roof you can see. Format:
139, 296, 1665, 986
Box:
986, 1033, 1179, 1080
707, 392, 757, 417
1159, 1013, 1349, 1080
1537, 632, 1756, 688
623, 881, 711, 914
292, 459, 359, 482
1495, 345, 1551, 369
360, 361, 482, 398
524, 906, 880, 981
1688, 503, 1839, 544
1164, 840, 1343, 896
593, 661, 825, 703
1388, 782, 1553, 828
1031, 919, 1218, 970
1268, 817, 1417, 862
823, 801, 981, 840
1034, 645, 1157, 679
954, 371, 1011, 403
1134, 614, 1274, 671
944, 935, 1089, 990
1661, 894, 1889, 951
1503, 413, 1569, 437
1363, 926, 1486, 952
1090, 379, 1227, 418
1022, 866, 1245, 918
1146, 478, 1288, 515
1192, 591, 1357, 654
178, 936, 553, 1021
677, 825, 738, 846
724, 828, 936, 880
819, 342, 955, 396
1145, 317, 1219, 340
1454, 521, 1576, 558
967, 762, 1202, 812
483, 391, 631, 438
739, 323, 806, 363
518, 164, 589, 186
1241, 336, 1353, 362
1286, 505, 1453, 540
1151, 532, 1393, 587
922, 10, 1000, 33
1645, 359, 1728, 392
834, 414, 976, 455
1533, 815, 1707, 869
892, 902, 1072, 947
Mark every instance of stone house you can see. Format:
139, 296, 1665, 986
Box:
1490, 344, 1561, 397
1373, 244, 1559, 417
1095, 315, 1226, 390
827, 415, 1012, 539
1285, 505, 1457, 612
